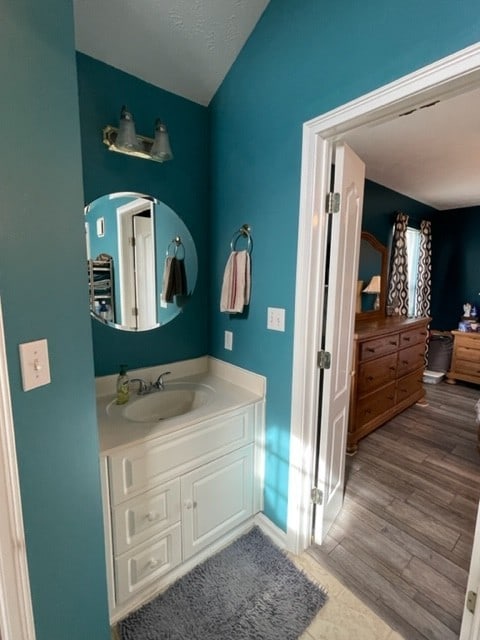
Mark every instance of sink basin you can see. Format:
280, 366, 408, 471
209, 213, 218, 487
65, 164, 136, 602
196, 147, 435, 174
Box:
107, 382, 215, 423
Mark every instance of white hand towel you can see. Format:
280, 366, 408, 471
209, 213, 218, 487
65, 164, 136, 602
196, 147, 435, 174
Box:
220, 250, 251, 313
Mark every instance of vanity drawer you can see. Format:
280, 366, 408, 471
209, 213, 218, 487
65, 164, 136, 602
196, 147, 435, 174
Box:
359, 334, 399, 361
397, 343, 426, 377
399, 326, 428, 348
111, 479, 181, 555
357, 353, 397, 395
115, 524, 182, 605
109, 406, 254, 505
355, 382, 396, 429
456, 345, 480, 363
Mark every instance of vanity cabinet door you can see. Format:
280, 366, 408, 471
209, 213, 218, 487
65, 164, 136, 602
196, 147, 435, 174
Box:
181, 444, 254, 560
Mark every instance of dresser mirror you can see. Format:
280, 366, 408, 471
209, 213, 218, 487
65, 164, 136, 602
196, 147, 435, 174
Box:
85, 192, 197, 331
356, 231, 387, 320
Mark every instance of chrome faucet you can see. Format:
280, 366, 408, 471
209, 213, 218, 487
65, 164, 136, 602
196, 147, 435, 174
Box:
154, 371, 171, 390
130, 377, 152, 395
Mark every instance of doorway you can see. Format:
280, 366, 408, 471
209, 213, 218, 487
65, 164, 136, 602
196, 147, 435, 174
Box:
286, 40, 480, 638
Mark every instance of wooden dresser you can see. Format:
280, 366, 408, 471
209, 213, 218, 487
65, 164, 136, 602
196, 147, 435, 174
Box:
446, 330, 480, 385
348, 316, 429, 453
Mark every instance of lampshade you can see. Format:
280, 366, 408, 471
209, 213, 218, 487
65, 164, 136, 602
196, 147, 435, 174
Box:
150, 119, 173, 162
115, 106, 140, 151
363, 275, 381, 294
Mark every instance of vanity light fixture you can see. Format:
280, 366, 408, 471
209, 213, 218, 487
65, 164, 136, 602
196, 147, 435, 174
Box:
363, 275, 381, 310
103, 105, 173, 163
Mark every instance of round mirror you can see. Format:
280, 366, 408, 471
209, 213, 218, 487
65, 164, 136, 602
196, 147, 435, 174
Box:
85, 192, 197, 331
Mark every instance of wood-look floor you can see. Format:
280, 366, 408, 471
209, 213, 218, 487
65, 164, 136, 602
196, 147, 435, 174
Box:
308, 380, 480, 640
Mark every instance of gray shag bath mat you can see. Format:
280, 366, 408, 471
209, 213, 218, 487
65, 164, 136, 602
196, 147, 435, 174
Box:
119, 526, 327, 640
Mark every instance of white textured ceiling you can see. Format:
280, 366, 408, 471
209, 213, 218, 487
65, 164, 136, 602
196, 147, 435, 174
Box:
342, 87, 480, 211
73, 0, 270, 106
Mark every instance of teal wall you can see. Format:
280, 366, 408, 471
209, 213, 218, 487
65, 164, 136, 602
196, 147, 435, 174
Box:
76, 53, 209, 376
3, 1, 480, 636
209, 0, 480, 529
0, 2, 109, 639
430, 206, 480, 330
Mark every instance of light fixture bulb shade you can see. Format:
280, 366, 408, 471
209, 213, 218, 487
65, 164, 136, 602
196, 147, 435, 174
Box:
150, 119, 173, 161
115, 106, 140, 151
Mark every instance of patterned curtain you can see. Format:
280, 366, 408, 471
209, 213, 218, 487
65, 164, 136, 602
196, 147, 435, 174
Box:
415, 220, 432, 317
387, 212, 409, 316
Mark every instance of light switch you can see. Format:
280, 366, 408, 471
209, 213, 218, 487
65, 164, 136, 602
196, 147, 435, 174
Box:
19, 339, 51, 391
224, 330, 233, 351
267, 307, 286, 332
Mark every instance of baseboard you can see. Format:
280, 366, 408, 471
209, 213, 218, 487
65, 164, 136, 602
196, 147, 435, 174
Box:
255, 513, 287, 549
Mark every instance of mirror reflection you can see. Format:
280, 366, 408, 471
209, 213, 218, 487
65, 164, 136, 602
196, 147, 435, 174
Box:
85, 192, 197, 331
357, 231, 387, 319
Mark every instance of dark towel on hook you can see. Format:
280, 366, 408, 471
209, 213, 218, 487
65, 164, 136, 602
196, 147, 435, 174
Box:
164, 256, 187, 303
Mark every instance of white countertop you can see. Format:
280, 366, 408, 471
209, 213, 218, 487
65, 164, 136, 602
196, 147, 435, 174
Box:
97, 372, 264, 454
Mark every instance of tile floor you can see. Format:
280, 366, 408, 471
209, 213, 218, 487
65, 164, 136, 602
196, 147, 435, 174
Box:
293, 550, 405, 640
111, 548, 405, 640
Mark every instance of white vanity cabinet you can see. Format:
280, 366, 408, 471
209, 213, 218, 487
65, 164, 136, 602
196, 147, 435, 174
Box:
100, 401, 263, 621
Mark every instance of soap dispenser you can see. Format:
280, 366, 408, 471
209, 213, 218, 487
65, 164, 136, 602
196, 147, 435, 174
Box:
116, 364, 130, 405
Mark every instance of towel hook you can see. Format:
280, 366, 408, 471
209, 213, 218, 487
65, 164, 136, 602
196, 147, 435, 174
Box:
230, 224, 252, 254
166, 236, 185, 259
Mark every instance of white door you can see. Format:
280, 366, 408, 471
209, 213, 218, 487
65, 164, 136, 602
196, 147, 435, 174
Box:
313, 143, 365, 544
460, 503, 480, 639
133, 215, 156, 330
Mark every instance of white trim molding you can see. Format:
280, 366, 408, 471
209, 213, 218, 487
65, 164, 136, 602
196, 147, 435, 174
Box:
287, 41, 480, 556
0, 298, 36, 639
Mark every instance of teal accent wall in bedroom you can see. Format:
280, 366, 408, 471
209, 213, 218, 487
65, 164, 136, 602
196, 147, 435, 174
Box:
0, 2, 109, 639
76, 53, 209, 376
209, 0, 480, 529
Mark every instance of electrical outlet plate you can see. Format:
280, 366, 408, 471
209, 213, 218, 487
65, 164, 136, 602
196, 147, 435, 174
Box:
267, 307, 285, 332
18, 339, 51, 391
224, 330, 233, 350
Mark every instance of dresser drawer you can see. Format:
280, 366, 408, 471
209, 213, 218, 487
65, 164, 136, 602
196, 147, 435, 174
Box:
454, 358, 480, 377
397, 343, 426, 377
396, 369, 424, 403
359, 334, 399, 361
115, 524, 182, 604
109, 406, 254, 505
112, 479, 181, 555
399, 326, 429, 348
357, 353, 397, 395
456, 344, 480, 363
455, 335, 480, 353
355, 382, 396, 428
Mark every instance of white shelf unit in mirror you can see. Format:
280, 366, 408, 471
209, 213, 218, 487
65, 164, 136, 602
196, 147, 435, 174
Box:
85, 192, 198, 332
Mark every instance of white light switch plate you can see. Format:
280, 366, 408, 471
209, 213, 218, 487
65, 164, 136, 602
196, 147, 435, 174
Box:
19, 339, 51, 391
267, 307, 285, 332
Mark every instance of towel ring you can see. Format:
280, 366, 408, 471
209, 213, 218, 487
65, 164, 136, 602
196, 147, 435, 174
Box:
230, 224, 252, 254
166, 236, 185, 259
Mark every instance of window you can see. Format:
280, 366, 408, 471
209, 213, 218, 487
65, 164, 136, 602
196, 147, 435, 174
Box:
406, 226, 421, 317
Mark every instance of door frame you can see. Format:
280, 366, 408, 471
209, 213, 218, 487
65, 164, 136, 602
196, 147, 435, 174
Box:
287, 41, 480, 556
0, 297, 36, 639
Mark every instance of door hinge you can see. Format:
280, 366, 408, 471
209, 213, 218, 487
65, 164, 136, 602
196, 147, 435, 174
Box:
129, 236, 136, 247
326, 192, 340, 214
318, 350, 331, 369
311, 487, 323, 505
467, 590, 477, 614
132, 307, 138, 316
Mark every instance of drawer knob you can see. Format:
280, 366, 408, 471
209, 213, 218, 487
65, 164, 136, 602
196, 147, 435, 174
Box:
148, 558, 159, 569
367, 375, 374, 381
366, 348, 376, 353
184, 499, 197, 510
389, 366, 396, 371
145, 511, 158, 522
389, 341, 397, 346
403, 337, 411, 342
